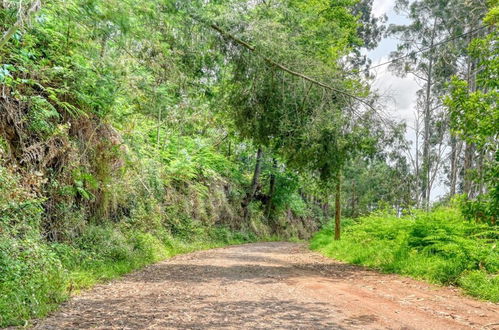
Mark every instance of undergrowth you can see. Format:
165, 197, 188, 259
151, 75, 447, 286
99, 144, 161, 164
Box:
0, 224, 267, 327
310, 208, 499, 302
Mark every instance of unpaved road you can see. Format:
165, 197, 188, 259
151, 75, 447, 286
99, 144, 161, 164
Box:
36, 242, 498, 329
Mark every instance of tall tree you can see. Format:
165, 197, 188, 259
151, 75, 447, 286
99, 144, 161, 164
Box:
388, 0, 489, 207
388, 0, 448, 208
445, 1, 499, 223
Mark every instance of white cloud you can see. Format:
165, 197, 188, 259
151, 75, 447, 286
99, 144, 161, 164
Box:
367, 2, 448, 201
371, 59, 448, 201
372, 0, 396, 17
372, 58, 419, 123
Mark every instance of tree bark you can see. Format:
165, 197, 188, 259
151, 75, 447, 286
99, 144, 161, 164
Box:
463, 41, 478, 198
265, 158, 277, 218
449, 136, 458, 196
334, 175, 341, 241
350, 180, 357, 218
463, 142, 474, 197
242, 148, 263, 220
477, 150, 485, 196
322, 202, 330, 219
414, 115, 421, 207
421, 19, 437, 210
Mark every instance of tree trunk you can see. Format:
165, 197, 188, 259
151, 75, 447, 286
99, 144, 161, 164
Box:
463, 142, 474, 197
422, 25, 435, 210
421, 18, 438, 210
334, 175, 341, 241
350, 180, 357, 217
462, 27, 479, 199
477, 150, 485, 196
322, 202, 330, 219
265, 158, 277, 218
242, 148, 263, 220
449, 136, 459, 196
415, 116, 420, 207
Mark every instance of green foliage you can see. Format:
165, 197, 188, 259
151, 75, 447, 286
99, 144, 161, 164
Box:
0, 237, 67, 326
342, 153, 415, 217
458, 270, 499, 302
26, 95, 61, 136
311, 208, 499, 301
6, 0, 493, 326
0, 165, 44, 236
0, 221, 259, 327
444, 3, 499, 222
457, 192, 499, 225
446, 78, 498, 148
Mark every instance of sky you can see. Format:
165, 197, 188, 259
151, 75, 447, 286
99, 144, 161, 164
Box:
370, 0, 418, 124
368, 0, 446, 201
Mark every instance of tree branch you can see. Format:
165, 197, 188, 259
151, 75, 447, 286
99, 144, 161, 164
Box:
206, 21, 376, 111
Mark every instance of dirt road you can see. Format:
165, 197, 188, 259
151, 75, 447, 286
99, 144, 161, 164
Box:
35, 242, 498, 329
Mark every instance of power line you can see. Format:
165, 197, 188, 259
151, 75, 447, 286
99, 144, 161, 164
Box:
369, 25, 489, 71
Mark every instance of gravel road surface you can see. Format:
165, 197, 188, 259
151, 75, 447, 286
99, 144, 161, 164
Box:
35, 242, 499, 329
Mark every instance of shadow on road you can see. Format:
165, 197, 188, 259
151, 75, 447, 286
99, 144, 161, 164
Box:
38, 295, 348, 329
124, 261, 363, 284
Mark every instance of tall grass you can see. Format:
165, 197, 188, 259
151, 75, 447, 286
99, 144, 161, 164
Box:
310, 208, 499, 302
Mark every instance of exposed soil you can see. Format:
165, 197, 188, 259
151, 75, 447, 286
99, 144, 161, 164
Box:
34, 242, 498, 329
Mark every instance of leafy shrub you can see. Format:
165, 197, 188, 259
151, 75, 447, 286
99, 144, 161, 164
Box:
459, 270, 499, 302
75, 225, 133, 261
0, 165, 44, 237
0, 237, 67, 326
311, 208, 499, 302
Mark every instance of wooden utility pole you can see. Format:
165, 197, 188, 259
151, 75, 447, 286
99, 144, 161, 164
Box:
334, 174, 341, 241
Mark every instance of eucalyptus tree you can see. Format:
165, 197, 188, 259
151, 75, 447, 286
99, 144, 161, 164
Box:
348, 0, 387, 75
440, 0, 490, 199
388, 0, 450, 208
445, 3, 499, 223
389, 0, 492, 207
342, 121, 415, 217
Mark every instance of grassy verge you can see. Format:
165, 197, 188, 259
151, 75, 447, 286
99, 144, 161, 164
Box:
0, 224, 267, 327
310, 208, 499, 302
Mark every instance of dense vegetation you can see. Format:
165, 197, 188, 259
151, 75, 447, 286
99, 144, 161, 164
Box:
310, 0, 498, 304
0, 0, 497, 326
311, 207, 498, 301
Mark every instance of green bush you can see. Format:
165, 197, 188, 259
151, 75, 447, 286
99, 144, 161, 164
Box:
310, 208, 499, 302
0, 221, 258, 327
0, 165, 44, 237
459, 270, 499, 302
0, 237, 67, 326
